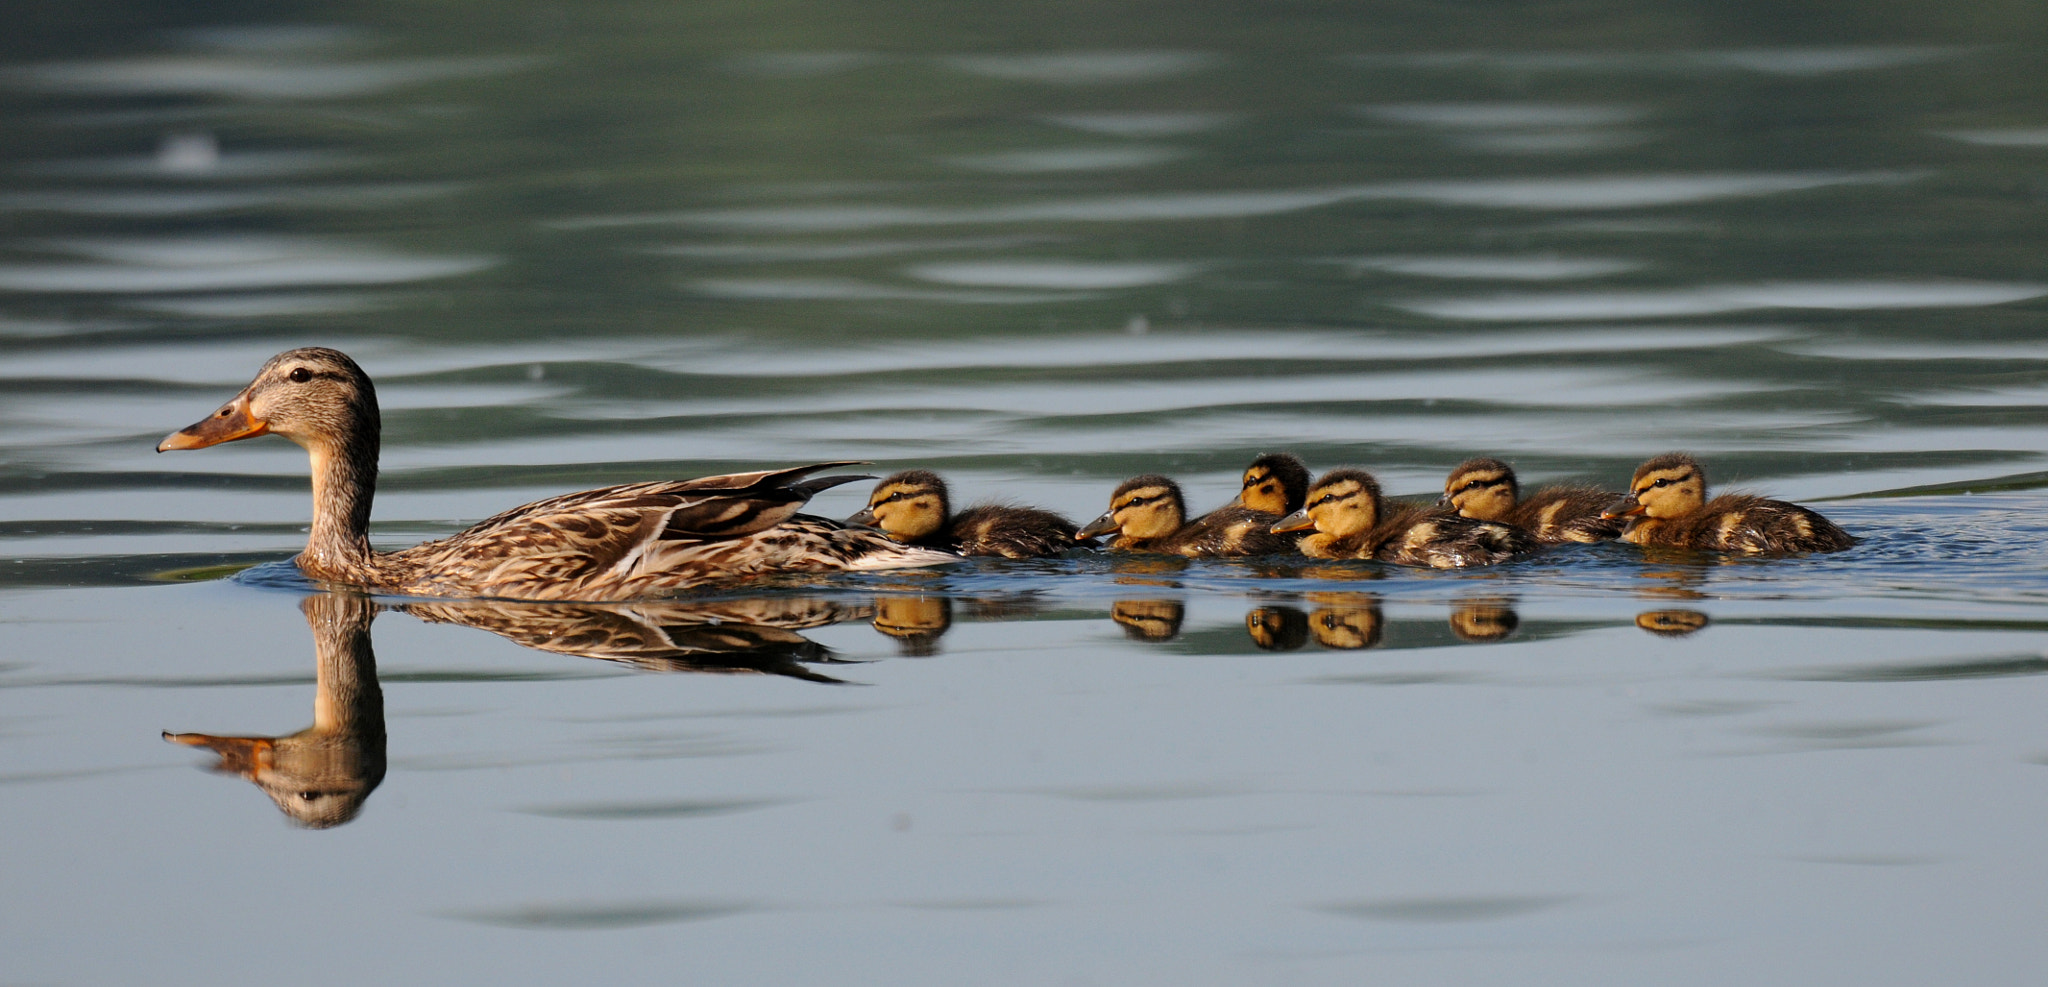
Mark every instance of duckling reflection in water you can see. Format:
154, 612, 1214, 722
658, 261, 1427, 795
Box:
1246, 605, 1310, 651
1637, 609, 1711, 637
1448, 597, 1520, 642
1112, 599, 1186, 641
164, 593, 385, 829
1079, 475, 1292, 557
1271, 470, 1537, 568
1604, 453, 1854, 554
1306, 593, 1384, 650
872, 596, 952, 656
850, 470, 1085, 558
1439, 457, 1620, 544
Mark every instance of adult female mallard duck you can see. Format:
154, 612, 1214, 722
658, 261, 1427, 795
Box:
1076, 474, 1293, 557
1438, 457, 1620, 544
1270, 469, 1536, 568
1602, 452, 1854, 554
847, 469, 1082, 558
156, 347, 956, 601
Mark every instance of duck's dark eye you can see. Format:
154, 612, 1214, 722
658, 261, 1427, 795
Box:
1652, 477, 1671, 488
288, 367, 312, 383
300, 791, 323, 801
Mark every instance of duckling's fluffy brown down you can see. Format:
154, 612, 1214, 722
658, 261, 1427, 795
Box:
1606, 452, 1853, 554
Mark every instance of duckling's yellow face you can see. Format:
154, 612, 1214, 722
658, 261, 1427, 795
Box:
855, 477, 947, 541
1079, 478, 1184, 541
1612, 459, 1706, 519
159, 347, 377, 454
1234, 453, 1309, 515
1441, 464, 1516, 521
1237, 466, 1289, 515
1271, 474, 1378, 539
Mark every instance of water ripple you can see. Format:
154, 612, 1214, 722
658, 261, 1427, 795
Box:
1398, 280, 2048, 321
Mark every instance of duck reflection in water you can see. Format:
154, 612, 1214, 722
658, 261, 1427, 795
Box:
872, 596, 952, 656
1246, 605, 1311, 651
1448, 596, 1520, 643
165, 592, 386, 829
398, 595, 873, 683
1112, 599, 1186, 641
1305, 592, 1384, 650
1637, 609, 1711, 637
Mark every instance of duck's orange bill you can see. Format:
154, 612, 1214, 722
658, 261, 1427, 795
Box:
1269, 509, 1315, 534
157, 397, 267, 452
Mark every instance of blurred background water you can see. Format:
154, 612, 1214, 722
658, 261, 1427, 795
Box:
4, 1, 2048, 983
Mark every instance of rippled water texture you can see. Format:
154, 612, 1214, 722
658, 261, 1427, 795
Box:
4, 4, 2048, 984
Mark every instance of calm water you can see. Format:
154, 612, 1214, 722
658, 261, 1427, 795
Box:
5, 3, 2048, 983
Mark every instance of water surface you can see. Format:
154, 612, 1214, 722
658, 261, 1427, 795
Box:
4, 3, 2048, 984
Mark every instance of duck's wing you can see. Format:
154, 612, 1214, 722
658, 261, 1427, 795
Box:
392, 464, 896, 598
459, 461, 871, 539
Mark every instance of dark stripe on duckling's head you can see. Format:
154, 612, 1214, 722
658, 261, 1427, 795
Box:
1239, 452, 1310, 515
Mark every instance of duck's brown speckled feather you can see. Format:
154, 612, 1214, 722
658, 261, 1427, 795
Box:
385, 512, 947, 601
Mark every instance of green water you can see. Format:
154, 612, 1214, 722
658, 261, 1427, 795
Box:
3, 2, 2048, 983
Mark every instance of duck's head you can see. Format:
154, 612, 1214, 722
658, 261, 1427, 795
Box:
1235, 452, 1310, 515
1439, 457, 1518, 520
1077, 474, 1185, 541
848, 470, 949, 541
157, 347, 378, 455
1270, 469, 1380, 539
1604, 452, 1705, 520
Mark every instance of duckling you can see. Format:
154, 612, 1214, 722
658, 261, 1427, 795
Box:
1270, 469, 1537, 568
1439, 457, 1621, 543
1234, 452, 1312, 515
848, 469, 1081, 559
1603, 453, 1854, 554
1077, 474, 1294, 557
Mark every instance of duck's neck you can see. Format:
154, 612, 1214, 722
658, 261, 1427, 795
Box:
300, 430, 380, 580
